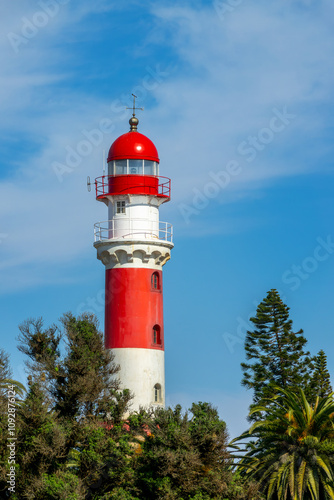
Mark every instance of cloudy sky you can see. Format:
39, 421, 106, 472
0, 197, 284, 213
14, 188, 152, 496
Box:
1, 0, 334, 438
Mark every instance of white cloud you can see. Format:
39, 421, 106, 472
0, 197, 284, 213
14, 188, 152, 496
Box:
143, 2, 334, 221
1, 1, 334, 291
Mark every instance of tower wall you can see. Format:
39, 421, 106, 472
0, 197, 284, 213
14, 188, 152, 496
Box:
112, 348, 165, 410
105, 267, 163, 350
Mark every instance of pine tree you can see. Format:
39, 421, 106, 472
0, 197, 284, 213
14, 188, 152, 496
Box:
15, 313, 134, 498
15, 380, 68, 499
241, 289, 313, 418
309, 349, 333, 401
0, 350, 12, 495
17, 313, 131, 423
54, 312, 125, 421
0, 349, 25, 496
17, 312, 132, 470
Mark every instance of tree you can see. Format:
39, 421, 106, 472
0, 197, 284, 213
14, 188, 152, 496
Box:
15, 313, 132, 497
309, 349, 333, 402
17, 313, 131, 423
241, 289, 313, 418
232, 387, 334, 500
0, 349, 25, 496
13, 312, 264, 498
54, 313, 127, 421
15, 380, 70, 499
136, 403, 262, 500
17, 317, 61, 383
0, 349, 12, 495
0, 349, 25, 396
76, 420, 139, 498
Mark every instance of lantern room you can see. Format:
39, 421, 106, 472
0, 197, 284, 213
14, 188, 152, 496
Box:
107, 120, 160, 177
95, 117, 170, 200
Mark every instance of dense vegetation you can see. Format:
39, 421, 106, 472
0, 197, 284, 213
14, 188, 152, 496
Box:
232, 388, 334, 500
236, 289, 334, 499
0, 290, 333, 499
0, 314, 260, 499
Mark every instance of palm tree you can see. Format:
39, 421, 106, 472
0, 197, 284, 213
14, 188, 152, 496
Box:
231, 387, 334, 500
0, 348, 26, 403
0, 378, 26, 398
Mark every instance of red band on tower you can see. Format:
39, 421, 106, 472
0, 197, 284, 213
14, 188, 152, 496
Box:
105, 268, 164, 350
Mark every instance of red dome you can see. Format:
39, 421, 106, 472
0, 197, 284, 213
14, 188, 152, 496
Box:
107, 131, 159, 163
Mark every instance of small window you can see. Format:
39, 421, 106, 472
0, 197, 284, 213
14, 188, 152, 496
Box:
116, 201, 126, 214
154, 383, 162, 403
153, 325, 161, 345
151, 272, 160, 290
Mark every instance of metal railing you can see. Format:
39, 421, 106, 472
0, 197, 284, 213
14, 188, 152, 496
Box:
95, 175, 171, 198
94, 219, 173, 243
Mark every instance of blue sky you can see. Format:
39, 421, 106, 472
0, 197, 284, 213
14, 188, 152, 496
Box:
1, 0, 334, 438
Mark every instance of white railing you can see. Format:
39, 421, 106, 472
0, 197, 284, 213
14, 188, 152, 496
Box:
94, 219, 173, 243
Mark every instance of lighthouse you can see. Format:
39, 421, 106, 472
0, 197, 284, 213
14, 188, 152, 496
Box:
93, 105, 173, 412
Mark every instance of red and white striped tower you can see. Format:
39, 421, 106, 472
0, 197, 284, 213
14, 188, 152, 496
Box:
93, 110, 173, 412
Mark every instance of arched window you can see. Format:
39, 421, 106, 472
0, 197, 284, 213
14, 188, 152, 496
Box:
153, 325, 161, 345
154, 383, 162, 403
151, 272, 160, 290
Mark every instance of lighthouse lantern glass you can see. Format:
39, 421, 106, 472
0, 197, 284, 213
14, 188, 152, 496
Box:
144, 161, 156, 176
129, 159, 143, 174
115, 160, 127, 175
108, 159, 159, 176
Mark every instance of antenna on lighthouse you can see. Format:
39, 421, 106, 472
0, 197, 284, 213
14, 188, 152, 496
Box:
87, 176, 91, 192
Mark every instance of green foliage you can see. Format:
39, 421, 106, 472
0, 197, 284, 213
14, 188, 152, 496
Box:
238, 291, 334, 498
7, 312, 264, 499
309, 349, 333, 402
98, 487, 140, 499
189, 494, 212, 500
42, 470, 83, 499
0, 348, 26, 404
17, 317, 61, 377
54, 313, 120, 419
136, 403, 260, 500
189, 402, 228, 466
232, 387, 334, 500
76, 423, 137, 497
14, 313, 132, 498
18, 313, 132, 422
0, 349, 26, 495
0, 349, 12, 493
15, 381, 67, 499
241, 289, 314, 419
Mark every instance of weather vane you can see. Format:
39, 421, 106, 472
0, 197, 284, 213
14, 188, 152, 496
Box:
126, 94, 143, 131
126, 93, 144, 117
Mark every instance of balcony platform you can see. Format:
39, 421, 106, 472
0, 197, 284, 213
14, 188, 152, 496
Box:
95, 175, 171, 200
94, 219, 173, 244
